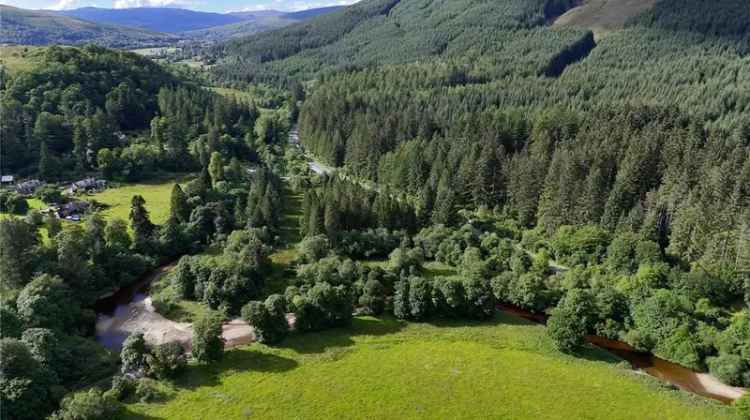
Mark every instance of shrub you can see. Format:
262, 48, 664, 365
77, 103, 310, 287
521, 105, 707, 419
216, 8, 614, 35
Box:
50, 389, 120, 420
25, 210, 44, 226
408, 277, 433, 320
392, 280, 410, 320
192, 312, 224, 363
147, 341, 187, 379
241, 297, 289, 345
0, 192, 29, 215
358, 278, 385, 315
463, 277, 495, 320
547, 289, 596, 353
109, 375, 135, 401
708, 354, 747, 387
134, 378, 167, 403
297, 235, 330, 263
36, 186, 62, 205
120, 333, 147, 375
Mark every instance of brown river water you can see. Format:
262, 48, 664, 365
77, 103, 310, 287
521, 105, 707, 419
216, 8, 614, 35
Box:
498, 304, 747, 404
94, 265, 746, 404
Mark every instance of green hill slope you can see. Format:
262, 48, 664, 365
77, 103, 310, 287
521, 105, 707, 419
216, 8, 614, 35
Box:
211, 0, 583, 84
0, 5, 177, 48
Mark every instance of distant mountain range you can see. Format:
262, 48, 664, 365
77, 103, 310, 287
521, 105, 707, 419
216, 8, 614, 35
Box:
0, 5, 178, 48
0, 4, 345, 47
57, 6, 345, 34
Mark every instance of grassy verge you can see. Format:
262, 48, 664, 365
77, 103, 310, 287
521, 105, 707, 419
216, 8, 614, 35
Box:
264, 185, 303, 295
123, 314, 736, 420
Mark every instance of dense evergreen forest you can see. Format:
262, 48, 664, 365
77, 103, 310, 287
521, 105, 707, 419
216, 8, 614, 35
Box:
2, 0, 750, 418
1, 45, 262, 181
216, 0, 750, 396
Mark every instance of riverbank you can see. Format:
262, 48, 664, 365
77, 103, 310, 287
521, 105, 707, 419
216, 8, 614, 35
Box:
498, 303, 748, 403
124, 315, 736, 420
95, 263, 256, 352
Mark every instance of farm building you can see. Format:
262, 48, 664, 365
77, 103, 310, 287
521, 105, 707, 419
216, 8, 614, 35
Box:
16, 179, 43, 195
66, 178, 107, 195
56, 201, 91, 221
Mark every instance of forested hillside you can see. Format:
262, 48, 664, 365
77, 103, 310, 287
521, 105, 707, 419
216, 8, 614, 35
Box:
0, 45, 286, 420
0, 45, 267, 182
0, 5, 178, 48
211, 0, 584, 85
58, 7, 244, 33
211, 0, 750, 388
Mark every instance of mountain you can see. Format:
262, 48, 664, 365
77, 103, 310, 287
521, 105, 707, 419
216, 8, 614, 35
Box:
285, 6, 346, 20
0, 4, 177, 48
182, 7, 346, 42
210, 0, 583, 84
58, 7, 244, 33
54, 6, 347, 41
181, 15, 295, 42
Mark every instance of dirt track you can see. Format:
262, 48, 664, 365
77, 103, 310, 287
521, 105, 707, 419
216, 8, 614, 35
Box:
96, 294, 256, 352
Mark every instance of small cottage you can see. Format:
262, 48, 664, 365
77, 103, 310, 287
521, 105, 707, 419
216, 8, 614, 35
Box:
16, 179, 43, 195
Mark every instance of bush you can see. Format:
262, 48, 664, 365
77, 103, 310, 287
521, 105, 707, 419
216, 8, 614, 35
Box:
146, 341, 187, 379
392, 280, 410, 320
389, 247, 424, 273
358, 278, 385, 315
134, 378, 167, 403
708, 354, 747, 387
463, 277, 496, 320
0, 191, 29, 215
192, 312, 224, 363
120, 333, 147, 375
547, 289, 596, 353
241, 296, 289, 345
50, 389, 120, 420
297, 235, 330, 263
408, 277, 433, 320
293, 283, 353, 332
25, 210, 44, 226
36, 186, 62, 205
109, 375, 135, 401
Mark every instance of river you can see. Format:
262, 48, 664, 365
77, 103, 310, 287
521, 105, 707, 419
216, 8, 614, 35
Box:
498, 304, 747, 404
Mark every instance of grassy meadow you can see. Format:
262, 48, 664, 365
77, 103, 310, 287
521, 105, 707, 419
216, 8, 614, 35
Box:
91, 175, 192, 225
123, 314, 736, 420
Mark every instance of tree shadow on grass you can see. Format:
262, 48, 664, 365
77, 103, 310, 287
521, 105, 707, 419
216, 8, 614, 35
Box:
120, 408, 166, 420
277, 316, 407, 355
425, 310, 541, 329
177, 351, 299, 391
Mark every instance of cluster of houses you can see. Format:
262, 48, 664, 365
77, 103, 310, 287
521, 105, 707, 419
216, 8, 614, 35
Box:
63, 178, 107, 195
1, 175, 107, 221
42, 201, 92, 222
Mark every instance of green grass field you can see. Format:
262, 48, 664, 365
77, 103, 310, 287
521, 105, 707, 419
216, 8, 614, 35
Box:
0, 45, 45, 75
91, 175, 192, 224
124, 314, 735, 420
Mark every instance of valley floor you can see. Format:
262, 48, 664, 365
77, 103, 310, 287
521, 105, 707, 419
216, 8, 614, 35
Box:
123, 314, 736, 420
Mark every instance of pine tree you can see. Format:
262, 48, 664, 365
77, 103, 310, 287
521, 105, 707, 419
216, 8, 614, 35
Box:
208, 152, 224, 188
432, 174, 456, 226
130, 195, 155, 251
324, 203, 340, 242
72, 118, 87, 172
170, 184, 190, 223
38, 141, 55, 181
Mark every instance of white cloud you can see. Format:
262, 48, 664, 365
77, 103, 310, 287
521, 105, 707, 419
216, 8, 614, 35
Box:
113, 0, 194, 8
236, 0, 359, 12
47, 0, 91, 10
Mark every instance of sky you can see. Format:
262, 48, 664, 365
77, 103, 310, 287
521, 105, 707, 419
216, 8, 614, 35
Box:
3, 0, 360, 13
